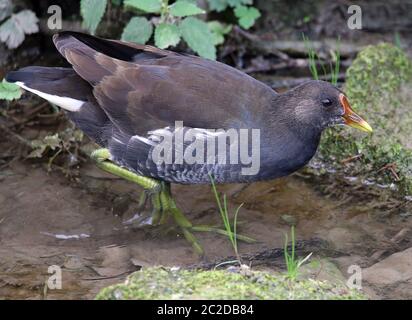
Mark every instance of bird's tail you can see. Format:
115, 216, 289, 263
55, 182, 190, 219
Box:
5, 66, 91, 112
6, 66, 113, 146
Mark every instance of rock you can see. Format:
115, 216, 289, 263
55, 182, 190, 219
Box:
299, 258, 347, 285
363, 247, 412, 286
317, 43, 412, 195
390, 228, 412, 245
280, 214, 298, 226
95, 266, 366, 300
93, 245, 133, 278
0, 193, 6, 205
111, 195, 131, 217
332, 255, 366, 276
63, 255, 85, 270
322, 226, 370, 253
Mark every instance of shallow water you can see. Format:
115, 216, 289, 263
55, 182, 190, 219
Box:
1, 156, 411, 299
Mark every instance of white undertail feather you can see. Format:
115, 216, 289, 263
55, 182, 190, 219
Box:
15, 82, 84, 112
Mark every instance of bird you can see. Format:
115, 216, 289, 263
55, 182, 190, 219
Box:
6, 31, 372, 254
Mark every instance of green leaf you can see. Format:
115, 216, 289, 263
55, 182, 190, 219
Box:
208, 21, 232, 45
29, 134, 62, 158
170, 0, 205, 17
0, 0, 13, 21
155, 23, 180, 49
207, 0, 251, 12
227, 0, 251, 7
14, 10, 39, 34
124, 0, 162, 13
0, 10, 39, 49
0, 79, 22, 101
121, 16, 153, 44
207, 0, 228, 12
28, 143, 47, 158
180, 17, 216, 60
234, 5, 260, 29
81, 0, 107, 34
44, 134, 61, 150
0, 17, 23, 49
111, 0, 122, 6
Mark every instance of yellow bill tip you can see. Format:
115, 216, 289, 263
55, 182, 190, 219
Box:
339, 94, 373, 134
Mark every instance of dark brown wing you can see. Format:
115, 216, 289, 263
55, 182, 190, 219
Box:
53, 31, 276, 136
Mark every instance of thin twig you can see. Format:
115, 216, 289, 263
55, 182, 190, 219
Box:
0, 122, 32, 148
341, 154, 363, 164
377, 163, 400, 181
233, 25, 290, 60
7, 102, 49, 128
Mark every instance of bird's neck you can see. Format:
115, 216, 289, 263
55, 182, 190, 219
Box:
256, 101, 322, 180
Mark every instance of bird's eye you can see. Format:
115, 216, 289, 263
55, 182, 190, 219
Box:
321, 99, 333, 107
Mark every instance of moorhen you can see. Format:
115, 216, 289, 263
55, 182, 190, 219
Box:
6, 32, 372, 253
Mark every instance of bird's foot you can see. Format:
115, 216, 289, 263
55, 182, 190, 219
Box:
150, 183, 204, 255
150, 182, 256, 255
90, 148, 203, 254
91, 148, 255, 255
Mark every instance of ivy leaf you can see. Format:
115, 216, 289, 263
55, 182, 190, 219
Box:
0, 10, 39, 49
155, 23, 180, 49
44, 134, 62, 150
124, 0, 162, 13
122, 17, 153, 44
81, 0, 107, 34
234, 5, 260, 29
0, 79, 22, 101
0, 17, 23, 49
0, 0, 13, 22
12, 10, 39, 34
208, 0, 251, 11
29, 134, 62, 158
208, 21, 232, 45
121, 16, 153, 44
227, 0, 251, 7
170, 0, 205, 17
111, 0, 122, 6
28, 142, 47, 158
207, 0, 228, 12
180, 17, 216, 60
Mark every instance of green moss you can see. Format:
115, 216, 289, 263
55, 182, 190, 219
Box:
318, 43, 412, 195
345, 43, 412, 111
95, 266, 365, 300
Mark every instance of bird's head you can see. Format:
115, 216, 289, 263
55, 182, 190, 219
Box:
284, 80, 372, 133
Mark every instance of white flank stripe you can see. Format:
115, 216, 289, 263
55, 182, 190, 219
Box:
132, 135, 156, 146
15, 81, 84, 112
148, 128, 172, 136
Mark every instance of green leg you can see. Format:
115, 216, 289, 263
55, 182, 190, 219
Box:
91, 149, 161, 190
91, 148, 203, 254
137, 190, 147, 210
91, 148, 255, 255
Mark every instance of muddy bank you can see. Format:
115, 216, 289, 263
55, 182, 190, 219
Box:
317, 43, 412, 196
1, 155, 412, 299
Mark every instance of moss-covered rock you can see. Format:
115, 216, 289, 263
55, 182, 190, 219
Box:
345, 43, 412, 111
95, 266, 365, 300
317, 43, 412, 195
299, 258, 347, 285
